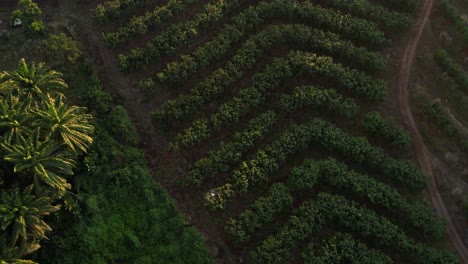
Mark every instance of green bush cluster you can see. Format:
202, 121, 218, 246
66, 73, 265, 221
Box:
224, 157, 444, 260
0, 59, 94, 262
278, 85, 358, 117
249, 200, 319, 264
10, 0, 44, 33
319, 194, 456, 264
310, 119, 426, 190
223, 157, 442, 246
363, 111, 411, 149
462, 139, 468, 152
224, 183, 293, 246
203, 122, 328, 209
424, 101, 454, 135
40, 33, 83, 67
187, 111, 277, 186
39, 74, 213, 264
318, 0, 412, 32
93, 0, 147, 22
301, 233, 392, 264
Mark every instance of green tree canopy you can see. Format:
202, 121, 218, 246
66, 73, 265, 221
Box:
0, 59, 94, 261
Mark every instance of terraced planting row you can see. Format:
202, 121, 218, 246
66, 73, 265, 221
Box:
430, 0, 468, 147
94, 0, 458, 262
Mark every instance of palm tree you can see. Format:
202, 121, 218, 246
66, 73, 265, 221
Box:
0, 95, 33, 144
0, 244, 37, 264
0, 185, 59, 256
33, 95, 94, 153
1, 129, 76, 196
0, 58, 67, 102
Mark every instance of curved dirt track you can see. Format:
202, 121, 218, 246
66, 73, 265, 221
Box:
396, 0, 468, 262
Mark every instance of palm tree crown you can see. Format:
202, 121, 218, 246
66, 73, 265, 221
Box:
34, 94, 94, 153
0, 58, 93, 261
0, 185, 59, 249
0, 95, 33, 144
1, 129, 75, 195
0, 58, 67, 103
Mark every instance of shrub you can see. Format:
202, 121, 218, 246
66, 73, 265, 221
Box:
41, 33, 82, 66
424, 102, 454, 136
363, 111, 411, 149
11, 0, 43, 33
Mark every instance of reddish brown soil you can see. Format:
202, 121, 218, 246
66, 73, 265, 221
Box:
396, 0, 468, 262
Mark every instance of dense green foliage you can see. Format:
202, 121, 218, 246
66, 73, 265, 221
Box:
0, 57, 212, 263
10, 0, 44, 33
278, 85, 358, 117
93, 0, 147, 22
223, 157, 443, 247
363, 111, 411, 149
224, 183, 293, 246
40, 34, 83, 67
187, 111, 277, 185
301, 233, 392, 264
316, 0, 412, 32
0, 59, 94, 262
39, 74, 213, 264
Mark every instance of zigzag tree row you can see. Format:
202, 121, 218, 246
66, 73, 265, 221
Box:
153, 49, 385, 123
205, 118, 426, 209
170, 50, 372, 150
136, 0, 393, 90
102, 0, 202, 47
225, 158, 444, 246
251, 193, 456, 264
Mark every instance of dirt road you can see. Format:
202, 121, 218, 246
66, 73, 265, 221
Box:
396, 0, 468, 262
